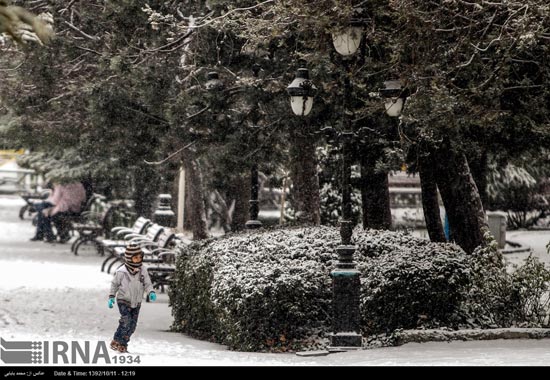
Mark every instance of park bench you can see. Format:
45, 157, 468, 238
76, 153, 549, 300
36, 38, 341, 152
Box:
145, 248, 178, 294
99, 216, 152, 272
138, 229, 177, 262
107, 228, 178, 293
110, 227, 176, 264
24, 192, 104, 241
102, 216, 152, 247
137, 230, 179, 294
69, 200, 133, 256
18, 188, 51, 221
53, 193, 105, 242
101, 223, 165, 274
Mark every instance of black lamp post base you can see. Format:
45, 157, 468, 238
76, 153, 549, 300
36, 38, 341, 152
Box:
329, 332, 362, 349
245, 220, 263, 229
330, 266, 362, 349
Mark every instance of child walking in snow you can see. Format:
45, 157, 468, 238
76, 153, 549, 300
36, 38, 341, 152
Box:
108, 244, 156, 353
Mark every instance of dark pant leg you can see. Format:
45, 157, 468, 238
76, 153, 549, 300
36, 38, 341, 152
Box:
41, 214, 55, 240
126, 305, 141, 345
34, 202, 54, 239
52, 212, 70, 239
114, 302, 141, 347
35, 212, 46, 239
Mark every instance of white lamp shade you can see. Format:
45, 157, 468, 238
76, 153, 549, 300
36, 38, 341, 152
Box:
384, 97, 404, 117
290, 96, 313, 116
332, 27, 363, 56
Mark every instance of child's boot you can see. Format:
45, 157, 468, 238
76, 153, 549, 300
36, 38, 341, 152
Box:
110, 340, 120, 351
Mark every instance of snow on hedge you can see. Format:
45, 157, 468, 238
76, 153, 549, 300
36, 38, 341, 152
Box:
354, 230, 470, 333
169, 226, 475, 352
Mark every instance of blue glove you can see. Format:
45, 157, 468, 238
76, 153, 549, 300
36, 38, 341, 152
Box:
108, 297, 115, 309
149, 292, 157, 302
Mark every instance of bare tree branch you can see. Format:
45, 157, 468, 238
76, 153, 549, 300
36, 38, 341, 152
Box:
64, 20, 99, 41
144, 140, 198, 166
59, 0, 78, 15
186, 106, 210, 120
145, 29, 193, 53
74, 45, 102, 56
193, 0, 275, 29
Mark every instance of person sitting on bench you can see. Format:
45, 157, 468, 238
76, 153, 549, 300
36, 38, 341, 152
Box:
31, 181, 86, 242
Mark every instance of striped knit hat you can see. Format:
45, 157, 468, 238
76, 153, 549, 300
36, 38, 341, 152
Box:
124, 244, 143, 274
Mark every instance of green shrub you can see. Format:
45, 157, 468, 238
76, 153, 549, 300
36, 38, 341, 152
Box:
170, 226, 550, 351
356, 238, 470, 333
487, 163, 549, 229
457, 241, 514, 328
457, 232, 550, 329
170, 227, 477, 351
169, 241, 221, 341
510, 256, 550, 326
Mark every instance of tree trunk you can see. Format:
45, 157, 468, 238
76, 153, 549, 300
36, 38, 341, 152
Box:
359, 156, 392, 230
183, 169, 193, 231
418, 153, 446, 242
433, 143, 487, 254
228, 173, 249, 232
469, 150, 489, 210
183, 157, 209, 240
174, 166, 186, 233
289, 128, 321, 225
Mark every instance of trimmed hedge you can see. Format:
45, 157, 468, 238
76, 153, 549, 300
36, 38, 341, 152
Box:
355, 231, 470, 333
169, 226, 473, 351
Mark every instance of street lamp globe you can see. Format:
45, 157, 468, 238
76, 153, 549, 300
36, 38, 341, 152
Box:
379, 80, 406, 117
384, 97, 404, 117
332, 27, 363, 56
287, 68, 317, 116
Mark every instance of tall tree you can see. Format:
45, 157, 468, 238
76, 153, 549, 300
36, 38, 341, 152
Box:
359, 155, 392, 230
394, 0, 550, 251
289, 126, 321, 225
417, 149, 447, 243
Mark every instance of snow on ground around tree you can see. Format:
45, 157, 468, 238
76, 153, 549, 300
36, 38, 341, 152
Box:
506, 230, 550, 267
1, 195, 550, 366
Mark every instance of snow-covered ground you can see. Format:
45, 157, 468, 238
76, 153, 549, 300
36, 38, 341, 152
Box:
0, 160, 34, 194
506, 229, 550, 267
1, 195, 550, 366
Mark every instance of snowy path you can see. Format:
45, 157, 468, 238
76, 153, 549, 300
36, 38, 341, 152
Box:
506, 230, 550, 267
1, 195, 550, 366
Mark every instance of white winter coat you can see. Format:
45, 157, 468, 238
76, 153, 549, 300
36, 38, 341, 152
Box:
109, 265, 154, 308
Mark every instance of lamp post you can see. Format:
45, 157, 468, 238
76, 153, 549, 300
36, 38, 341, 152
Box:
153, 193, 176, 227
286, 25, 364, 348
328, 25, 363, 349
246, 64, 263, 230
245, 163, 262, 229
